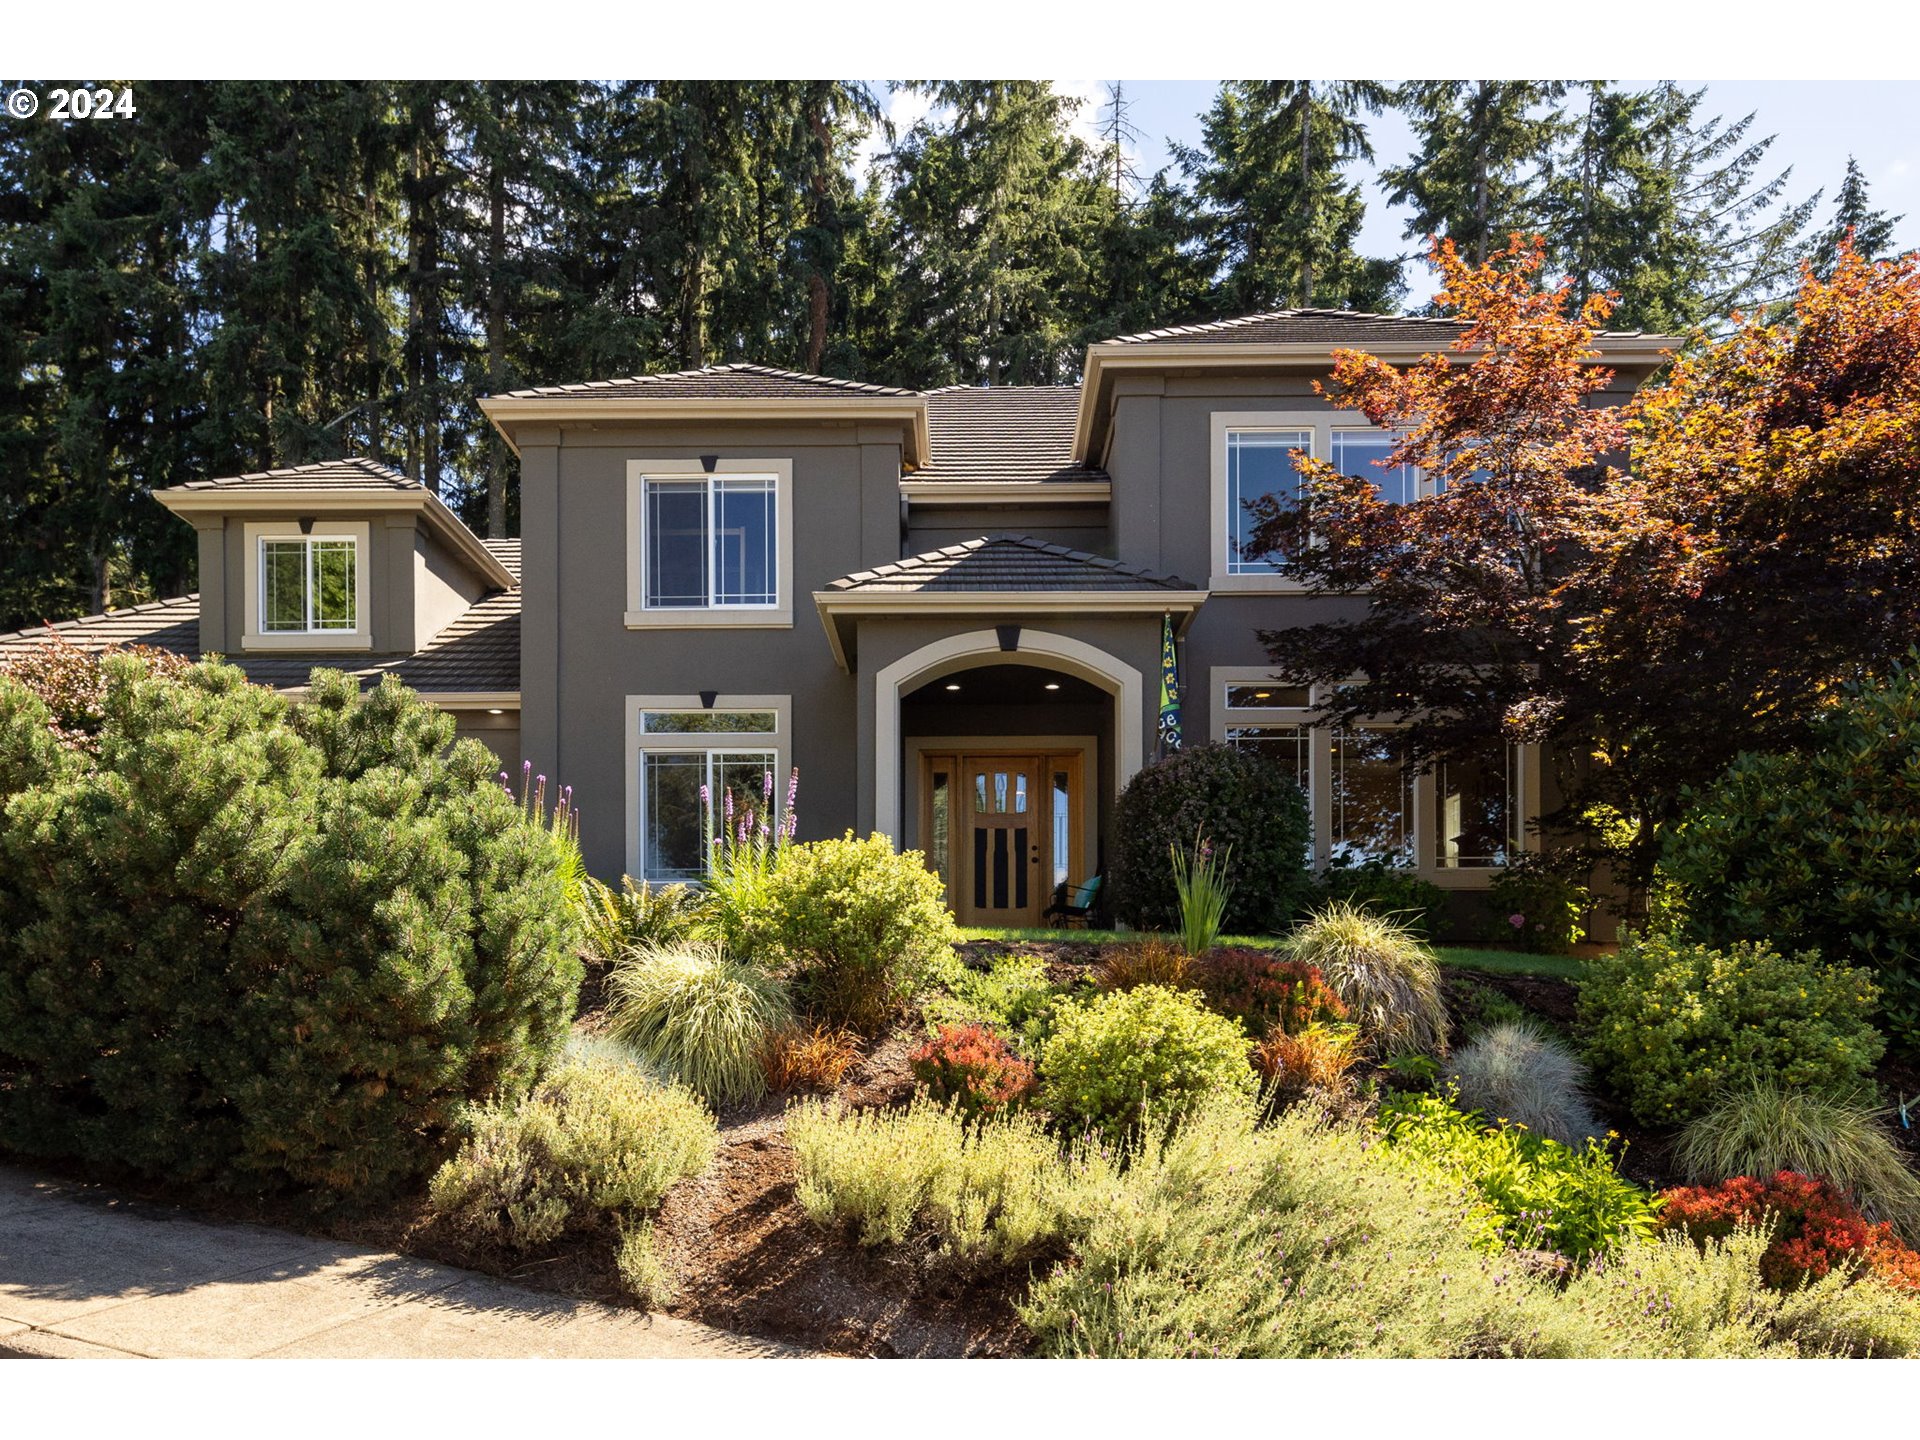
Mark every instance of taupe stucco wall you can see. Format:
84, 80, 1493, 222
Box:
451, 708, 522, 778
521, 420, 906, 877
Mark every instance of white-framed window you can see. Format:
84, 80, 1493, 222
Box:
1210, 412, 1434, 590
625, 696, 791, 881
241, 520, 371, 650
1209, 666, 1534, 886
625, 459, 794, 628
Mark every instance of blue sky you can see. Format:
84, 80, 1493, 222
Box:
881, 81, 1917, 308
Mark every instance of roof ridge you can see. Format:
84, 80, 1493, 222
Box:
495, 363, 920, 400
169, 457, 415, 492
1105, 308, 1475, 345
828, 535, 1190, 592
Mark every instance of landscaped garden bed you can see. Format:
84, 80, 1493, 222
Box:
9, 649, 1920, 1358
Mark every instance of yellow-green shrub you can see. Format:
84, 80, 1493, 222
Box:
1039, 984, 1256, 1134
427, 1040, 716, 1252
1577, 930, 1883, 1126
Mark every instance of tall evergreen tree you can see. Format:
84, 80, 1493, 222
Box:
880, 81, 1111, 386
1177, 81, 1401, 313
1382, 81, 1569, 269
1807, 156, 1901, 278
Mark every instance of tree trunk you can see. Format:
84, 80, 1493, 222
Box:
1298, 86, 1313, 307
487, 149, 510, 538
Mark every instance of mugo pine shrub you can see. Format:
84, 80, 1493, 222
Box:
1109, 744, 1311, 933
1577, 931, 1883, 1127
0, 659, 584, 1203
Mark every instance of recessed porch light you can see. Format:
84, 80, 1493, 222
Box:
486, 708, 505, 715
945, 683, 961, 691
1044, 682, 1060, 691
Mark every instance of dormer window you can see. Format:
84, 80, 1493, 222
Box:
239, 520, 373, 651
261, 535, 359, 633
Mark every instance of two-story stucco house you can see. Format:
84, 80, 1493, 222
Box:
0, 309, 1676, 929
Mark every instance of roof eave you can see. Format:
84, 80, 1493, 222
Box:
1073, 334, 1680, 466
478, 393, 931, 468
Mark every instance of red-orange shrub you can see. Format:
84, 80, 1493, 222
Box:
1659, 1170, 1920, 1293
1252, 1024, 1360, 1103
908, 1023, 1035, 1120
759, 1023, 861, 1093
1196, 948, 1347, 1035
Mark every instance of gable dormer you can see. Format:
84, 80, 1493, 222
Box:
153, 458, 516, 659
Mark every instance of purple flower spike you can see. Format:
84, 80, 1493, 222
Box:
763, 769, 774, 800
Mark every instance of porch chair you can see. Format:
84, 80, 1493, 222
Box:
1043, 874, 1103, 929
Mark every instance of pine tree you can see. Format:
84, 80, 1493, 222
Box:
879, 81, 1111, 386
1807, 156, 1901, 279
1382, 81, 1569, 268
1177, 81, 1401, 314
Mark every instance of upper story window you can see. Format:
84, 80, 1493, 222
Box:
241, 520, 371, 651
260, 535, 358, 634
1225, 428, 1312, 574
644, 476, 777, 608
625, 460, 794, 628
1212, 413, 1429, 590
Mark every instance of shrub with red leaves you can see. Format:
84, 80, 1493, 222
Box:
0, 635, 193, 750
1659, 1170, 1920, 1293
1195, 948, 1347, 1035
908, 1023, 1036, 1120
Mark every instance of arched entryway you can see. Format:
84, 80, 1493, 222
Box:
873, 629, 1143, 925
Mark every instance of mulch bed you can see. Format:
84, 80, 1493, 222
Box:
17, 935, 1920, 1358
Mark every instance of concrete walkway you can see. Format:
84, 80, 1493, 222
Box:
0, 1166, 809, 1359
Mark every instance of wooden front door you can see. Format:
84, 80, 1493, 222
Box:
957, 754, 1045, 927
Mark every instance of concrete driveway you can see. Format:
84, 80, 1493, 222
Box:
0, 1166, 811, 1359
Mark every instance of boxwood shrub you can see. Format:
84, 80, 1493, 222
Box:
1110, 744, 1312, 933
0, 655, 584, 1204
1577, 930, 1883, 1127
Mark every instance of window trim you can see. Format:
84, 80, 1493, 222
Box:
241, 520, 372, 651
624, 694, 792, 880
624, 458, 794, 628
1209, 411, 1434, 592
1207, 666, 1539, 888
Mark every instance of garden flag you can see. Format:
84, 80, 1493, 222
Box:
1157, 612, 1182, 756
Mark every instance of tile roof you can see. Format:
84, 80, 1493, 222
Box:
158, 456, 421, 494
492, 363, 918, 401
826, 535, 1194, 594
0, 563, 522, 697
914, 386, 1107, 486
1104, 308, 1662, 346
481, 537, 521, 582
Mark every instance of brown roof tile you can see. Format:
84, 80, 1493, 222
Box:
159, 456, 420, 494
914, 386, 1106, 486
827, 535, 1193, 594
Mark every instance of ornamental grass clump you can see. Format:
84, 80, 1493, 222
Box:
787, 1094, 1114, 1265
1675, 1081, 1920, 1237
1446, 1021, 1603, 1149
1093, 936, 1193, 993
758, 1022, 861, 1095
1169, 831, 1231, 956
1039, 984, 1256, 1136
1577, 930, 1883, 1127
607, 942, 794, 1106
1286, 901, 1448, 1058
426, 1040, 716, 1255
